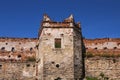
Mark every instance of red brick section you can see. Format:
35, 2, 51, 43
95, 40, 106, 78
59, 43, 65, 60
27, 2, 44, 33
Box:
0, 38, 37, 62
83, 38, 120, 57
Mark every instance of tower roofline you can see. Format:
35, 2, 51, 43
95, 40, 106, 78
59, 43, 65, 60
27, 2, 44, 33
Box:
38, 14, 81, 37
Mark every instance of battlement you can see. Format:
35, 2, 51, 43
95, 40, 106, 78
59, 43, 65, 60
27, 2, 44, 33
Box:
42, 14, 80, 28
38, 14, 81, 37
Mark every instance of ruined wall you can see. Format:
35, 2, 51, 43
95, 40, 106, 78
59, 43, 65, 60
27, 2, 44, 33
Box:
84, 38, 120, 50
38, 27, 74, 80
0, 62, 36, 80
0, 37, 120, 80
84, 38, 120, 57
84, 38, 120, 79
0, 16, 120, 80
0, 38, 37, 80
0, 38, 37, 61
85, 57, 120, 80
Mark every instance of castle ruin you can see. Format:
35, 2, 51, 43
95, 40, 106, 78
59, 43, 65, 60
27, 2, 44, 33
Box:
0, 14, 120, 80
36, 14, 85, 80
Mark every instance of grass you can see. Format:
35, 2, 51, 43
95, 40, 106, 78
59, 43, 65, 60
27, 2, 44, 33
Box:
86, 73, 109, 80
85, 52, 120, 58
85, 52, 94, 58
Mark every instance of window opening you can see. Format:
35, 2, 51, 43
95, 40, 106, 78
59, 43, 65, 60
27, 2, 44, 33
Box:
11, 47, 15, 52
55, 38, 61, 48
6, 43, 8, 45
113, 47, 117, 49
8, 55, 11, 58
26, 64, 30, 67
103, 47, 107, 50
51, 61, 55, 64
94, 47, 97, 50
1, 47, 5, 51
18, 55, 21, 58
30, 47, 33, 51
56, 64, 60, 68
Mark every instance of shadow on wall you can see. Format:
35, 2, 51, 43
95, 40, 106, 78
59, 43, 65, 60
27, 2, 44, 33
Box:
82, 37, 86, 79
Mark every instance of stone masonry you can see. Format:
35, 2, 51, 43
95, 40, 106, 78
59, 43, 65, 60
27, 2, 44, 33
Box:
36, 14, 85, 80
0, 14, 120, 80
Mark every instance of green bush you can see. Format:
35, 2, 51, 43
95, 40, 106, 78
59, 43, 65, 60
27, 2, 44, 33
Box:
27, 56, 36, 62
86, 76, 98, 80
86, 52, 94, 58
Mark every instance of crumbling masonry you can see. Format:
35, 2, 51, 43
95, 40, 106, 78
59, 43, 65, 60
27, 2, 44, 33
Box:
0, 14, 120, 80
36, 14, 85, 80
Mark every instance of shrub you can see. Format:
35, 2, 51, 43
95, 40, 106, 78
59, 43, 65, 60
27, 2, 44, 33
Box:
27, 56, 36, 62
86, 52, 94, 58
86, 76, 98, 80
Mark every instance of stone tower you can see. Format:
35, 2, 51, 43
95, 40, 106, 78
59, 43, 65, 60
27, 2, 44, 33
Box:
36, 14, 85, 80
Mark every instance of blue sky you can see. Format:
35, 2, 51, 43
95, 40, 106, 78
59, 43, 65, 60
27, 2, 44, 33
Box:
0, 0, 120, 39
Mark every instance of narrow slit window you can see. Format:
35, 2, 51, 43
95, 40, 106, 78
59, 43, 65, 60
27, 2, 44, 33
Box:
55, 38, 61, 48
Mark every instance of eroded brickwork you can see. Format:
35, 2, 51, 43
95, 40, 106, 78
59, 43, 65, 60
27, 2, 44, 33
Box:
0, 38, 37, 61
84, 38, 120, 57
